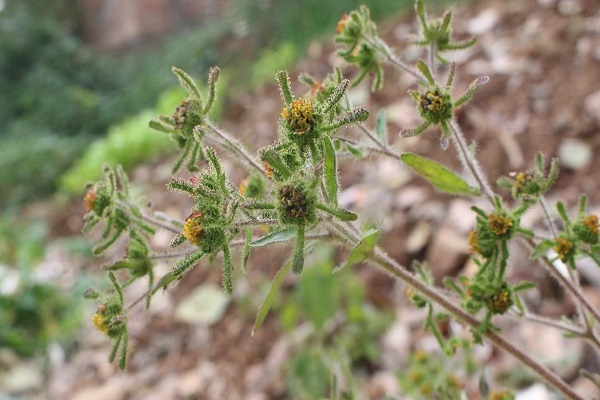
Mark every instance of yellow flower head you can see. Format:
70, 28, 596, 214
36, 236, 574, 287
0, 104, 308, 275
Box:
263, 161, 274, 179
282, 98, 315, 135
467, 230, 480, 254
183, 211, 204, 245
553, 237, 573, 262
583, 214, 599, 235
486, 287, 512, 314
488, 214, 513, 237
239, 178, 248, 196
84, 189, 96, 212
336, 14, 349, 34
92, 305, 109, 335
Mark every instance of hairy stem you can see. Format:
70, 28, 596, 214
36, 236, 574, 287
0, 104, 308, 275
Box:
140, 214, 181, 235
205, 120, 264, 175
539, 196, 558, 238
363, 35, 426, 84
522, 237, 600, 327
372, 249, 583, 400
449, 119, 494, 202
330, 220, 584, 400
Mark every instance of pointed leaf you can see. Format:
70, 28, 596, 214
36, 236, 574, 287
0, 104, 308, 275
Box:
149, 119, 176, 134
530, 239, 555, 259
250, 228, 297, 247
261, 149, 291, 179
346, 142, 365, 158
292, 224, 305, 275
337, 208, 358, 221
401, 152, 480, 196
334, 228, 379, 273
172, 67, 203, 101
241, 227, 252, 276
416, 60, 435, 85
253, 262, 292, 335
375, 110, 387, 145
323, 135, 339, 205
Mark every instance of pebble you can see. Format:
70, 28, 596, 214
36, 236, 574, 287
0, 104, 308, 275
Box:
516, 383, 551, 400
174, 283, 230, 325
467, 8, 500, 35
557, 138, 592, 170
584, 89, 600, 121
425, 224, 470, 280
0, 362, 43, 394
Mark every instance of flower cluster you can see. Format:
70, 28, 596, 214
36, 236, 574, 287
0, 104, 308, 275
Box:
402, 61, 488, 149
498, 153, 559, 203
534, 195, 600, 268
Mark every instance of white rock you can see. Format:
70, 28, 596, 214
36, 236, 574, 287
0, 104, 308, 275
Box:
558, 138, 592, 170
584, 90, 600, 121
468, 8, 500, 35
175, 283, 230, 325
516, 383, 551, 400
0, 362, 43, 394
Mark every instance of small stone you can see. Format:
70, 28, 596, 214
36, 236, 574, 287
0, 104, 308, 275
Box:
0, 362, 43, 394
425, 224, 470, 280
558, 138, 592, 170
584, 90, 600, 121
516, 383, 552, 400
405, 221, 431, 253
467, 8, 500, 35
558, 0, 583, 15
175, 283, 230, 325
385, 100, 419, 128
72, 375, 132, 400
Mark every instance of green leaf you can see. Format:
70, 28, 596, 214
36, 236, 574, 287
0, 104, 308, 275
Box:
334, 228, 379, 273
261, 149, 291, 180
297, 259, 340, 331
337, 208, 358, 221
118, 332, 129, 370
375, 110, 387, 145
241, 227, 252, 276
513, 281, 536, 292
171, 67, 203, 102
148, 119, 176, 134
530, 239, 555, 259
250, 228, 297, 247
323, 135, 338, 205
401, 152, 480, 196
416, 60, 435, 86
292, 224, 305, 275
346, 142, 365, 158
253, 262, 292, 335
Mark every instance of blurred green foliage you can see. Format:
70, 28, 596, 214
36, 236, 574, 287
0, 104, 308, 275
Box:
237, 0, 413, 50
0, 279, 83, 357
279, 247, 393, 399
59, 88, 185, 194
0, 213, 86, 357
249, 42, 298, 89
0, 0, 230, 207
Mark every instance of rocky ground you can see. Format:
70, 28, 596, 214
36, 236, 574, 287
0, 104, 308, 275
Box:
3, 0, 600, 399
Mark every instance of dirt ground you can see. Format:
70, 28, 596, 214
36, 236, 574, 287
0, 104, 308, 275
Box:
12, 0, 600, 399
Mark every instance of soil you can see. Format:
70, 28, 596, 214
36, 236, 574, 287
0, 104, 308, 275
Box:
11, 0, 600, 399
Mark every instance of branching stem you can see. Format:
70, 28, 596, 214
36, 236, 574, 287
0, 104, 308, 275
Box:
330, 220, 584, 400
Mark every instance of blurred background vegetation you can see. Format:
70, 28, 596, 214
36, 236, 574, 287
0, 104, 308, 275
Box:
0, 0, 459, 371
